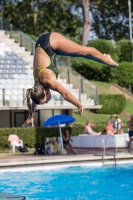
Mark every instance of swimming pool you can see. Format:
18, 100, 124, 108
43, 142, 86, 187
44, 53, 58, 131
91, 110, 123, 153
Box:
0, 164, 133, 200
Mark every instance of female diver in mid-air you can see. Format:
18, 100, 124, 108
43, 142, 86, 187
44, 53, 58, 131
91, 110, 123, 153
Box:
22, 32, 118, 127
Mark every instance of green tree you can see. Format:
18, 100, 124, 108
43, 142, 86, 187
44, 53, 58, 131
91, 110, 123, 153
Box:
90, 0, 133, 40
1, 0, 82, 39
1, 0, 36, 34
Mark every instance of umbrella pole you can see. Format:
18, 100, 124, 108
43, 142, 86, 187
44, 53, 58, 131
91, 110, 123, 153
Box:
58, 122, 64, 150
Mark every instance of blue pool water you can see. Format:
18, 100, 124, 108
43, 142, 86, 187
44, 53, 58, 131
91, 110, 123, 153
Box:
0, 164, 133, 200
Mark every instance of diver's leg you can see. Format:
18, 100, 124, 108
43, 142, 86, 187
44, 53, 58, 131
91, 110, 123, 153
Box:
50, 32, 118, 67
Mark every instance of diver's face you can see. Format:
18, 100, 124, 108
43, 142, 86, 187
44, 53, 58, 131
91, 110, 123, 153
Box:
40, 89, 52, 104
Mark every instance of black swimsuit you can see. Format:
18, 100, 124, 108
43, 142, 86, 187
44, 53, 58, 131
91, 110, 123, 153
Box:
34, 32, 58, 80
34, 32, 112, 81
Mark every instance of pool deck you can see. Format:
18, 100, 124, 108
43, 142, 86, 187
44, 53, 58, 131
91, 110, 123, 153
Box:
0, 148, 133, 169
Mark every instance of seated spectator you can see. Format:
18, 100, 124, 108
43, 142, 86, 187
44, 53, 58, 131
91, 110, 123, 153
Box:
84, 121, 101, 135
127, 115, 133, 153
63, 129, 76, 154
52, 141, 61, 154
108, 116, 115, 128
105, 121, 114, 135
114, 117, 123, 134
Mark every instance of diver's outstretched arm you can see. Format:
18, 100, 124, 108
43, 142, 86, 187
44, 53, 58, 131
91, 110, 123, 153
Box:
50, 32, 118, 67
47, 80, 83, 116
22, 102, 37, 127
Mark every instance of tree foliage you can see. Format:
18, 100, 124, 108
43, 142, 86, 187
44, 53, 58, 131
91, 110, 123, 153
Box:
1, 0, 132, 42
71, 57, 133, 90
117, 39, 132, 62
94, 94, 126, 114
71, 38, 133, 88
90, 0, 133, 40
1, 0, 82, 39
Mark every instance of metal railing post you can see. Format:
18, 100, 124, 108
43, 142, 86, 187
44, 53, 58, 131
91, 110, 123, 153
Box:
128, 0, 133, 62
61, 95, 63, 105
79, 88, 81, 102
10, 24, 12, 38
31, 42, 34, 55
0, 16, 3, 30
20, 32, 22, 46
23, 89, 25, 105
68, 66, 70, 84
81, 76, 83, 94
96, 88, 98, 105
68, 57, 71, 83
3, 89, 5, 106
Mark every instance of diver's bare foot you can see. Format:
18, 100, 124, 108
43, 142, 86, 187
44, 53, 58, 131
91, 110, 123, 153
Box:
103, 54, 118, 67
22, 117, 34, 127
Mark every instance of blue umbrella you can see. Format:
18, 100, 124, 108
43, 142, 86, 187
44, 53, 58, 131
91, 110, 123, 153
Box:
42, 114, 76, 150
42, 114, 76, 126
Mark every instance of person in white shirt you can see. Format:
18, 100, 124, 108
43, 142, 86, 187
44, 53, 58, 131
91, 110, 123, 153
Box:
114, 117, 123, 134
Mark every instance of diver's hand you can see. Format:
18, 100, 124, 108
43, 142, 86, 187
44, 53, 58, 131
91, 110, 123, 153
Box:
22, 117, 34, 127
78, 105, 83, 116
103, 54, 118, 67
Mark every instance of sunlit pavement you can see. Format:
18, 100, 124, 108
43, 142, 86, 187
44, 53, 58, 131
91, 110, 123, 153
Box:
0, 148, 133, 169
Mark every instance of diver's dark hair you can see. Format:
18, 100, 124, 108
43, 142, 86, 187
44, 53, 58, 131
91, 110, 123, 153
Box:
24, 83, 45, 116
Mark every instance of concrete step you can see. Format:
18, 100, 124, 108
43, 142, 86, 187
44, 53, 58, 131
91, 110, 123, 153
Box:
15, 52, 32, 57
5, 39, 20, 44
8, 46, 26, 50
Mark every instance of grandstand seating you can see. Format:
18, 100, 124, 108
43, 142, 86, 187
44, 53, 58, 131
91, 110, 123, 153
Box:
0, 31, 96, 108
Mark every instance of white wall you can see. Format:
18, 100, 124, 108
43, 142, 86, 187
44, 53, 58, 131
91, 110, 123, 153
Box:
71, 134, 129, 148
40, 110, 53, 126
